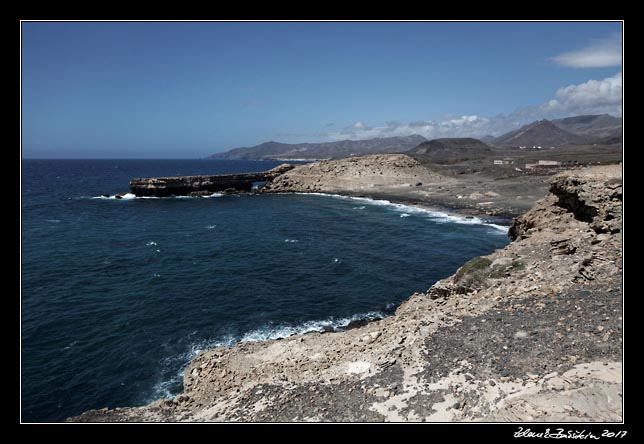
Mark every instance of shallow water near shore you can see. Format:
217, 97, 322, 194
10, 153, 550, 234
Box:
21, 159, 509, 422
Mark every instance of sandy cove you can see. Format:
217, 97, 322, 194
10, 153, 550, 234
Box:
71, 158, 622, 422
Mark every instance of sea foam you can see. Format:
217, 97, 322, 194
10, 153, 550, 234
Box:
238, 311, 386, 343
92, 193, 223, 200
147, 311, 386, 401
295, 192, 509, 233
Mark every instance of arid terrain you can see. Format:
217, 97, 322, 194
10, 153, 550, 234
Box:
71, 163, 622, 422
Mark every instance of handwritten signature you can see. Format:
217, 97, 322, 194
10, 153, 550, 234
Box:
515, 427, 628, 440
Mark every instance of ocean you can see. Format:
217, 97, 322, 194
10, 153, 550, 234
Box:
21, 159, 509, 422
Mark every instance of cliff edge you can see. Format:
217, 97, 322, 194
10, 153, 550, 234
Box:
71, 165, 622, 422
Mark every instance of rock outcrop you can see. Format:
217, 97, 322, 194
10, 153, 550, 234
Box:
130, 164, 295, 197
260, 154, 447, 194
509, 166, 622, 240
71, 165, 622, 422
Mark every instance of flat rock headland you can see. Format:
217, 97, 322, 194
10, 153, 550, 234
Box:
129, 164, 295, 197
71, 164, 622, 422
261, 154, 551, 218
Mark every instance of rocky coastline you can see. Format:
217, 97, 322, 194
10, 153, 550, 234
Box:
129, 164, 295, 197
71, 162, 622, 422
258, 154, 551, 219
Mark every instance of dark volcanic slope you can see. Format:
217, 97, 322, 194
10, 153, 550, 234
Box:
553, 114, 622, 140
494, 119, 590, 148
407, 138, 494, 163
210, 135, 427, 160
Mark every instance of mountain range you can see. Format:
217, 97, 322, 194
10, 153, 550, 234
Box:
210, 135, 427, 160
552, 114, 622, 140
493, 115, 622, 148
408, 138, 494, 163
210, 114, 621, 160
492, 119, 590, 148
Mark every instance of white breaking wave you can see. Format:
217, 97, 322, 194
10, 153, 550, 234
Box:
400, 213, 410, 218
239, 311, 386, 343
295, 192, 509, 234
147, 311, 387, 402
92, 193, 223, 200
486, 224, 510, 233
92, 193, 136, 200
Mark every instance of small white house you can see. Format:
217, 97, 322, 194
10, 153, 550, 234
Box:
537, 160, 561, 166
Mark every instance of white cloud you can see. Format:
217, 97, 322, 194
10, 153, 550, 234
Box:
322, 73, 622, 142
328, 115, 494, 141
541, 72, 622, 116
552, 33, 622, 68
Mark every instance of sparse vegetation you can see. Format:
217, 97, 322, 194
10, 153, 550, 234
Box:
489, 260, 525, 278
455, 257, 492, 282
454, 257, 525, 291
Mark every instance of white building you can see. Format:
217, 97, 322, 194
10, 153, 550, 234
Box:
525, 160, 562, 169
537, 160, 561, 166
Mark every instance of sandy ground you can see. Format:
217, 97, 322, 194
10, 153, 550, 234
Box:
261, 154, 552, 220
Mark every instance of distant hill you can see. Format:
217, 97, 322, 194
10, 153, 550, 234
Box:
210, 114, 621, 160
599, 135, 623, 146
407, 138, 494, 163
552, 114, 622, 140
493, 119, 590, 148
480, 135, 496, 144
210, 135, 427, 160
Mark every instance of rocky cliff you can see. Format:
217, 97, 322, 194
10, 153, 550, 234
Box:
71, 165, 622, 422
130, 164, 294, 197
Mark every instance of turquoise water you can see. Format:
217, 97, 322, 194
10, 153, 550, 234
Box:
21, 159, 509, 422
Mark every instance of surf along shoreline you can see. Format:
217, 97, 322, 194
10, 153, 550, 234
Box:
70, 157, 622, 422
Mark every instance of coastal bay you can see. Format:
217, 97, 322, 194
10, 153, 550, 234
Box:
71, 161, 622, 422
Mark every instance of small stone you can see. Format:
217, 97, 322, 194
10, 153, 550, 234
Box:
514, 330, 528, 339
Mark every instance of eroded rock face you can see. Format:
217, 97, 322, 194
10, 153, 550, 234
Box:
509, 166, 622, 241
71, 165, 622, 423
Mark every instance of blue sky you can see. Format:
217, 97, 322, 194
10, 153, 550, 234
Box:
21, 21, 623, 158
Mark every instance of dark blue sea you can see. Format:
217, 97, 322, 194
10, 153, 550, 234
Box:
21, 159, 509, 422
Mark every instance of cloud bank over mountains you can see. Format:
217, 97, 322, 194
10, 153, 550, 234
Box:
327, 71, 622, 141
